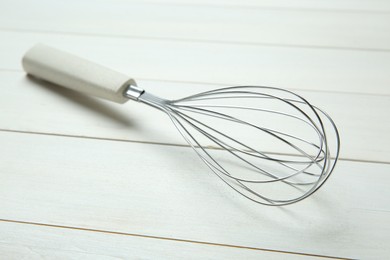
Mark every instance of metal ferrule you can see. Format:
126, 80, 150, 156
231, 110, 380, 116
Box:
124, 85, 145, 101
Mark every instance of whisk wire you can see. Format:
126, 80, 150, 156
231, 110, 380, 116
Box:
138, 86, 340, 206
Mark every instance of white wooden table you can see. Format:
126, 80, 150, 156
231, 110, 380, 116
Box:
0, 0, 389, 259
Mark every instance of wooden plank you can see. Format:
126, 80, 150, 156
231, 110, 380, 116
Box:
0, 131, 389, 259
0, 0, 389, 51
1, 31, 390, 96
0, 221, 319, 260
1, 71, 389, 163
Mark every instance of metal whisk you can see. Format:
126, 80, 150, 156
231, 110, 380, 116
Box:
23, 44, 340, 206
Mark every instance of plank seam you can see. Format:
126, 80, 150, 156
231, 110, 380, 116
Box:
0, 218, 349, 260
0, 27, 389, 53
124, 1, 390, 14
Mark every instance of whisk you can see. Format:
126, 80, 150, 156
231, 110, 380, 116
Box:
22, 44, 340, 206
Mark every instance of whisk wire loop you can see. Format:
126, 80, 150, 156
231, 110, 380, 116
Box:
138, 86, 340, 206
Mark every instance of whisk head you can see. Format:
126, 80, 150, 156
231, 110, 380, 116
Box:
139, 86, 340, 206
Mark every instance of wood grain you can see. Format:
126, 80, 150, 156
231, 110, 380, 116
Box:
0, 131, 388, 259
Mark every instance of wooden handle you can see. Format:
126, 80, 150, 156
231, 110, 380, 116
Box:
22, 44, 137, 103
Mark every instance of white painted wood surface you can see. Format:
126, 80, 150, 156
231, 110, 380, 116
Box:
0, 131, 389, 259
0, 0, 389, 50
0, 0, 389, 259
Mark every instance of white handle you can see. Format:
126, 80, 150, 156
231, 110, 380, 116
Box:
22, 44, 136, 103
